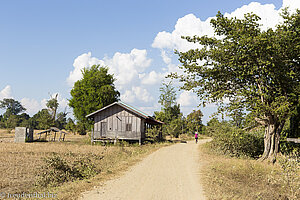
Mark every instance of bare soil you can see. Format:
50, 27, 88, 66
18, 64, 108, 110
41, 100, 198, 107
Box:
80, 139, 210, 200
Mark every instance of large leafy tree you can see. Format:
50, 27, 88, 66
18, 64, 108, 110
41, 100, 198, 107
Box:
171, 10, 300, 161
0, 98, 26, 117
69, 65, 120, 128
31, 109, 53, 130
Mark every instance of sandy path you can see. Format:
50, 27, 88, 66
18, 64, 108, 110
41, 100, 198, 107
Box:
80, 139, 209, 200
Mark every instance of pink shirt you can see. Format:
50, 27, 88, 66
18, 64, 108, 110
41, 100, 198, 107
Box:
195, 133, 198, 138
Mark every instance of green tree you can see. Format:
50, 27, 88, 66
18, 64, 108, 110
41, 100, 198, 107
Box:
171, 10, 300, 161
69, 65, 120, 131
186, 110, 203, 134
0, 98, 26, 117
154, 104, 181, 123
55, 111, 67, 130
18, 113, 31, 127
32, 109, 53, 130
65, 118, 76, 133
158, 81, 177, 109
166, 118, 183, 138
155, 81, 183, 138
5, 115, 19, 130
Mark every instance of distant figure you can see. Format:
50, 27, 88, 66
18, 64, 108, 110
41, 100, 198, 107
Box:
195, 132, 198, 144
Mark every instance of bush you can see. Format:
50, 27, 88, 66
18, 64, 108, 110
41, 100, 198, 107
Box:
146, 126, 162, 142
209, 122, 264, 158
37, 154, 99, 187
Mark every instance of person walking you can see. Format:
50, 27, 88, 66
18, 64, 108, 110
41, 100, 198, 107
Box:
195, 132, 198, 144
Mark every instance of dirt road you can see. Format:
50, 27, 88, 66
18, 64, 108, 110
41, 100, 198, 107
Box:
80, 139, 209, 200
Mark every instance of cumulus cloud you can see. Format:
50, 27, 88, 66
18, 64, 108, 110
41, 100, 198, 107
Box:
161, 50, 172, 64
67, 49, 154, 104
177, 91, 198, 107
105, 48, 152, 87
152, 14, 213, 52
120, 90, 135, 103
133, 86, 154, 102
141, 71, 165, 85
283, 0, 300, 11
224, 2, 281, 30
21, 98, 41, 115
67, 52, 105, 86
121, 86, 154, 103
152, 1, 300, 53
0, 85, 12, 100
67, 49, 152, 89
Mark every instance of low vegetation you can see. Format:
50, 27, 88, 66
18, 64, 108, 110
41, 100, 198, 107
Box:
200, 115, 299, 199
200, 143, 300, 200
206, 120, 264, 158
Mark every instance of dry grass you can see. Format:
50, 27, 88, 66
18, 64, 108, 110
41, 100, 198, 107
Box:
199, 142, 300, 200
0, 129, 168, 199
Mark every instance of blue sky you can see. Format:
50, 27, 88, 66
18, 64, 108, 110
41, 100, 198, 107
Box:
0, 0, 298, 123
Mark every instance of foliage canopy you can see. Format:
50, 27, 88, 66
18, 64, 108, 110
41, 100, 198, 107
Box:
171, 10, 300, 160
69, 65, 120, 128
0, 98, 26, 117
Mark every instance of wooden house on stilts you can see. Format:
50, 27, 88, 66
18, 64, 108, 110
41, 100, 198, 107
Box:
86, 101, 163, 144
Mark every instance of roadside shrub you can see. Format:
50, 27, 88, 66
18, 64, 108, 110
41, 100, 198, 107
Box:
146, 126, 162, 142
36, 154, 99, 187
209, 124, 264, 158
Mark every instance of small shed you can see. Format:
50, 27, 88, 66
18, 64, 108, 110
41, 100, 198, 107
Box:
86, 101, 163, 144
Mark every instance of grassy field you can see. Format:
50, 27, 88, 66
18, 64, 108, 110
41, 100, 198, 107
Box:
199, 142, 300, 200
0, 129, 169, 199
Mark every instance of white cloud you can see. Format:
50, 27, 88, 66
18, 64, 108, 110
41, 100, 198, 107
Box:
133, 86, 153, 103
161, 50, 172, 64
0, 85, 12, 100
67, 52, 105, 86
224, 2, 281, 30
105, 48, 152, 87
152, 1, 300, 53
152, 14, 213, 52
67, 49, 154, 105
177, 91, 198, 107
67, 49, 152, 90
120, 90, 135, 103
21, 98, 41, 115
141, 71, 165, 85
120, 86, 154, 104
283, 0, 300, 11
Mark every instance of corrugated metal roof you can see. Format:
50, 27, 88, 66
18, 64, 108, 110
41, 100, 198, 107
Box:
86, 101, 163, 124
87, 101, 147, 118
118, 101, 149, 118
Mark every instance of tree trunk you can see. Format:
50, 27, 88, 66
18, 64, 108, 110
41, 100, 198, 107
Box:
259, 119, 285, 162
